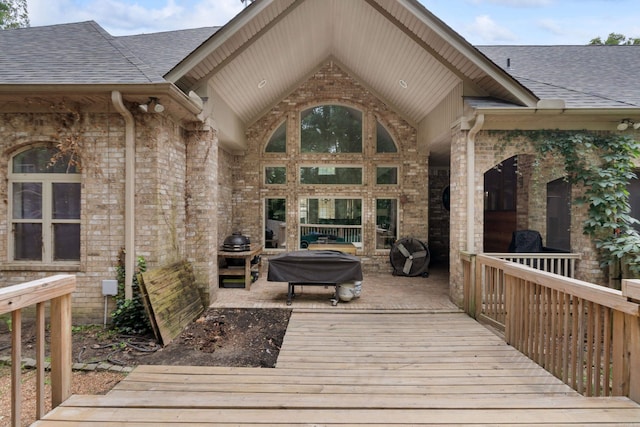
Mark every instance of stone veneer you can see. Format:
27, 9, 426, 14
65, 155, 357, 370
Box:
222, 61, 429, 273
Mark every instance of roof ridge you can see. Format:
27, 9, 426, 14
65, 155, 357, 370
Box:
117, 25, 221, 39
87, 21, 166, 83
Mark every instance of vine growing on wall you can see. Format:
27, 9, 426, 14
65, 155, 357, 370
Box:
514, 130, 640, 276
111, 248, 151, 335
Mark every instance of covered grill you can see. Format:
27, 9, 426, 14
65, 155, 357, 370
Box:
223, 232, 251, 252
268, 250, 363, 305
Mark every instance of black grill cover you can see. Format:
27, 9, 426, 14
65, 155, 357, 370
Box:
508, 230, 544, 253
267, 250, 363, 283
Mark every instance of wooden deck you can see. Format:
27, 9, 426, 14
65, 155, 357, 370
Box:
34, 311, 640, 426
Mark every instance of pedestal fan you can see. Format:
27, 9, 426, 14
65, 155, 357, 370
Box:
389, 238, 430, 277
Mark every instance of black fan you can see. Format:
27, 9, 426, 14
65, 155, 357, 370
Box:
389, 238, 430, 277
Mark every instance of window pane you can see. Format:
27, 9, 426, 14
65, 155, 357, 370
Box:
300, 105, 362, 153
53, 223, 80, 260
300, 198, 362, 225
265, 167, 286, 185
265, 198, 286, 249
299, 198, 362, 248
300, 167, 362, 185
53, 183, 81, 219
13, 182, 42, 219
376, 122, 397, 153
376, 167, 398, 185
13, 146, 78, 173
376, 199, 398, 249
265, 122, 286, 153
14, 223, 42, 260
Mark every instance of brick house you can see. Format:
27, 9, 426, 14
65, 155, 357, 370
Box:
1, 0, 639, 322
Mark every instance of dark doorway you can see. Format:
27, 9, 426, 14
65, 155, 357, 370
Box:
546, 178, 571, 251
484, 156, 517, 252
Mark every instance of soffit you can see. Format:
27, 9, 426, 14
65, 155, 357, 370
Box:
170, 0, 535, 126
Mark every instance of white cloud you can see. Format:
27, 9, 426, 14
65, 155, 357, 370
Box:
27, 0, 245, 34
467, 15, 518, 43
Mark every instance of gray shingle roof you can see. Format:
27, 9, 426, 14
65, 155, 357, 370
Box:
1, 20, 639, 111
478, 45, 640, 108
118, 27, 219, 77
0, 21, 166, 84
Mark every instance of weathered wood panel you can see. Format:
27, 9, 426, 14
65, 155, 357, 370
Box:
139, 261, 204, 345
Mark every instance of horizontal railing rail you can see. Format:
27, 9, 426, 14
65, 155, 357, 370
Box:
0, 275, 75, 427
462, 253, 640, 403
300, 224, 362, 245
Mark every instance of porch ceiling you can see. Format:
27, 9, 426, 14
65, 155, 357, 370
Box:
168, 0, 536, 132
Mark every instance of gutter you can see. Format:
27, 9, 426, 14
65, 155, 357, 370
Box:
111, 91, 135, 300
466, 114, 485, 253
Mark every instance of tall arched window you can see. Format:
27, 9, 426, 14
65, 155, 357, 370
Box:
9, 145, 81, 262
300, 105, 362, 153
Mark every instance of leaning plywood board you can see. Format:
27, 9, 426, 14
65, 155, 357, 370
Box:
138, 261, 204, 346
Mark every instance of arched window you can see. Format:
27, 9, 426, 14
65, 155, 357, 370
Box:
265, 121, 286, 153
376, 121, 397, 153
9, 145, 81, 262
300, 105, 362, 153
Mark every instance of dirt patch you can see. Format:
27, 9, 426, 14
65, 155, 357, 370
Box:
1, 308, 291, 368
0, 308, 291, 425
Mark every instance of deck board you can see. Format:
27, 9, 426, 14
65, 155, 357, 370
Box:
34, 311, 640, 426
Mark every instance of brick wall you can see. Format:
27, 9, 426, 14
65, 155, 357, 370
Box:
0, 109, 127, 321
225, 61, 428, 272
0, 105, 199, 322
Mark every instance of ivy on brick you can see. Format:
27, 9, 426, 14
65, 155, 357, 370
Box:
509, 130, 640, 277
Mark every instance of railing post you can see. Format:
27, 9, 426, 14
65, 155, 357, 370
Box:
627, 314, 640, 402
474, 257, 483, 320
50, 293, 73, 407
11, 310, 21, 427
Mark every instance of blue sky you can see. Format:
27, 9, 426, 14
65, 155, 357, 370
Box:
27, 0, 640, 45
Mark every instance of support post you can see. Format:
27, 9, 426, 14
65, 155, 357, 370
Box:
50, 293, 72, 407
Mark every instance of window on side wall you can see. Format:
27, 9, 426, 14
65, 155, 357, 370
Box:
9, 145, 81, 263
265, 198, 286, 249
376, 199, 398, 249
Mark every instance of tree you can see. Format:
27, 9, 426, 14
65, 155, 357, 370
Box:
589, 32, 640, 45
0, 0, 29, 30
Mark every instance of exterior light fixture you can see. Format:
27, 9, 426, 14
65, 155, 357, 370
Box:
617, 119, 631, 131
138, 97, 165, 114
617, 118, 640, 131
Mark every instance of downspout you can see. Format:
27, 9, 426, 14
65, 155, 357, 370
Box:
466, 114, 484, 253
111, 91, 135, 300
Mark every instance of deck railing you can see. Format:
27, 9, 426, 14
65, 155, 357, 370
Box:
0, 275, 76, 427
461, 253, 640, 402
489, 252, 581, 278
300, 224, 362, 245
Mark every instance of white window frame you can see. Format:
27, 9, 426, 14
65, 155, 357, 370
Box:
9, 151, 81, 265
